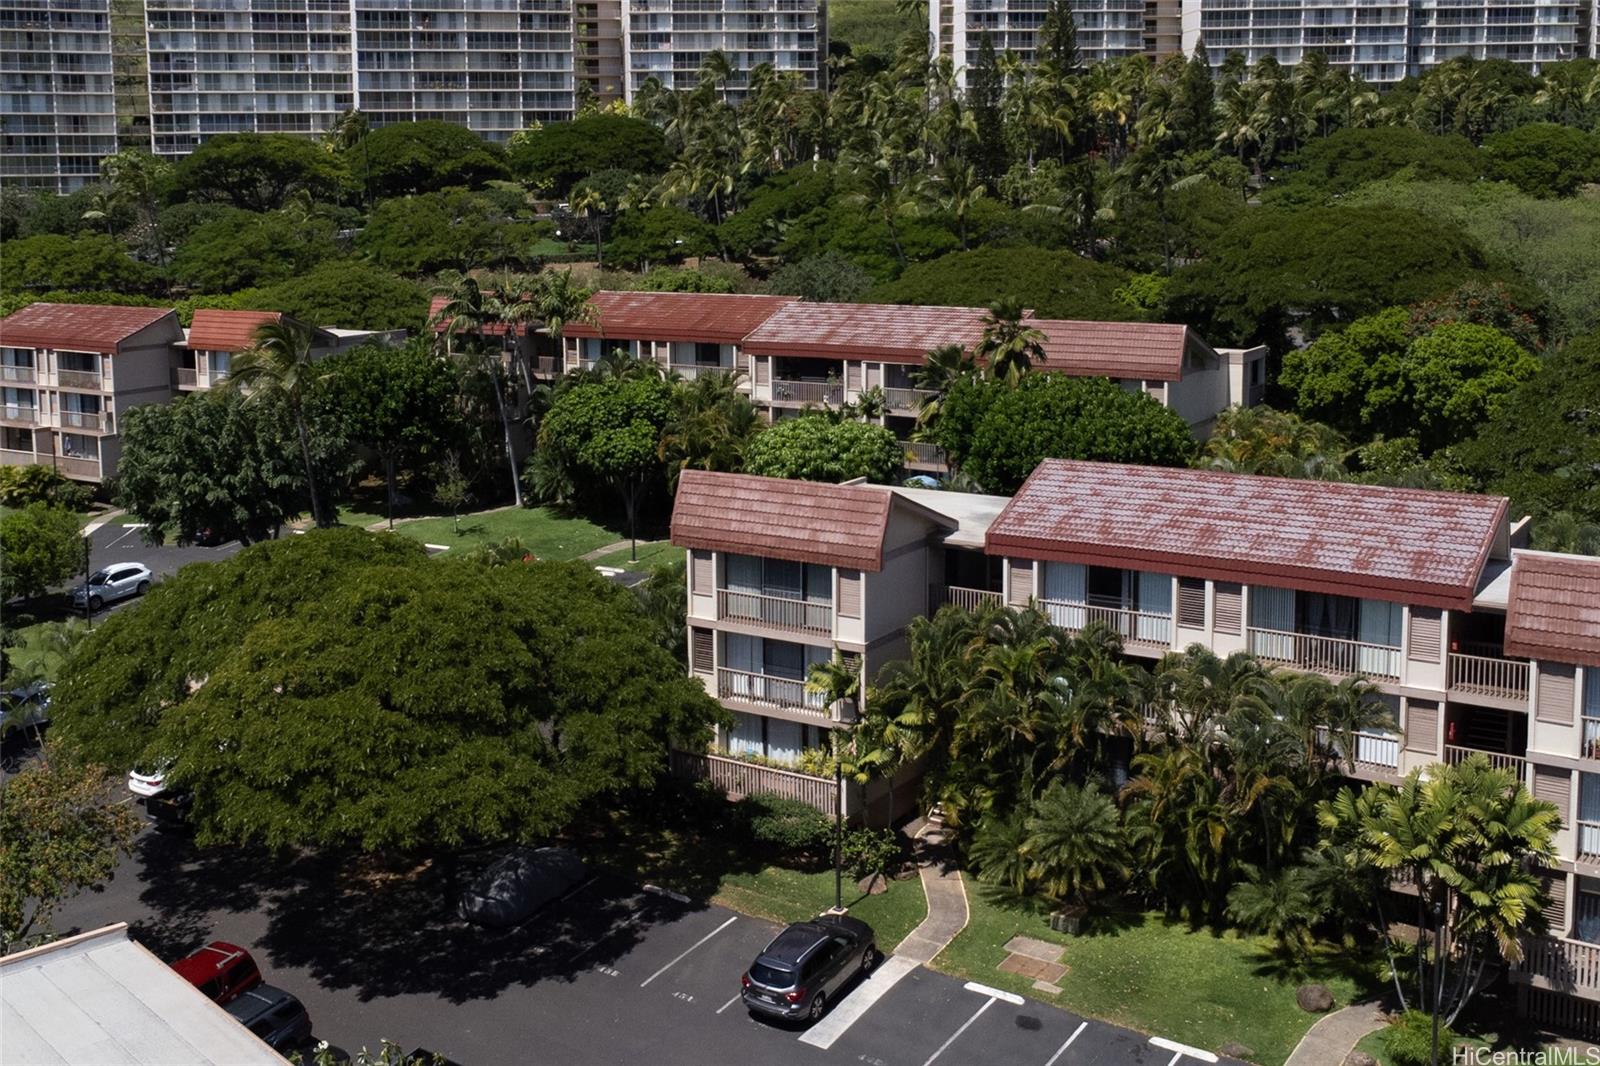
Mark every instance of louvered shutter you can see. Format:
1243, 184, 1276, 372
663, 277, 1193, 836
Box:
1177, 578, 1206, 629
754, 358, 769, 386
837, 570, 862, 618
1538, 663, 1577, 725
1405, 699, 1439, 754
690, 628, 714, 675
1214, 583, 1242, 635
846, 362, 863, 391
1008, 559, 1034, 605
1543, 873, 1568, 936
690, 549, 713, 595
1533, 764, 1572, 821
1408, 608, 1443, 663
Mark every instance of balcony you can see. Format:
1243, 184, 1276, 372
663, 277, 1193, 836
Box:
56, 455, 102, 480
56, 368, 103, 390
0, 405, 39, 425
1442, 744, 1526, 781
1514, 936, 1600, 998
715, 588, 831, 636
1318, 726, 1402, 778
1447, 652, 1530, 705
900, 440, 947, 469
669, 362, 737, 382
1583, 821, 1600, 864
940, 585, 1003, 612
671, 749, 836, 815
0, 364, 36, 384
174, 366, 198, 388
1041, 599, 1173, 651
1584, 719, 1600, 761
0, 447, 41, 467
716, 667, 828, 718
1247, 627, 1401, 682
770, 379, 840, 406
883, 386, 935, 414
59, 410, 104, 431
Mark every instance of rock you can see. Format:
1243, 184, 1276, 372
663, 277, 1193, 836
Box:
1342, 1052, 1378, 1066
1219, 1041, 1255, 1060
856, 874, 889, 896
1296, 983, 1335, 1013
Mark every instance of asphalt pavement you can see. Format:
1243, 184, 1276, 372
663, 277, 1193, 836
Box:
50, 820, 1234, 1066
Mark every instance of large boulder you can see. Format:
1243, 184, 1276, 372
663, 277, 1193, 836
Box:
1219, 1040, 1256, 1060
1296, 983, 1335, 1013
1343, 1052, 1379, 1066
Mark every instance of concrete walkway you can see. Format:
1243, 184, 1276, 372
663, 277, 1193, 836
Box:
1284, 1001, 1387, 1066
580, 539, 635, 562
896, 857, 971, 964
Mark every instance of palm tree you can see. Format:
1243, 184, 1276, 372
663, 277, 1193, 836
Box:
231, 319, 330, 526
934, 157, 986, 249
1225, 863, 1319, 958
841, 148, 930, 269
975, 298, 1046, 384
570, 183, 610, 267
911, 342, 978, 433
970, 810, 1032, 899
431, 275, 523, 507
658, 371, 761, 487
1023, 780, 1127, 908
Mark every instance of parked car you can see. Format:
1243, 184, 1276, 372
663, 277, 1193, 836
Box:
223, 984, 312, 1051
170, 941, 262, 1005
0, 682, 50, 738
741, 915, 877, 1024
128, 755, 174, 797
72, 563, 153, 611
146, 789, 193, 828
457, 847, 587, 928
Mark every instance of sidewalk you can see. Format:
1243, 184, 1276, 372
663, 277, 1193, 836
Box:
1284, 1001, 1386, 1066
893, 810, 971, 965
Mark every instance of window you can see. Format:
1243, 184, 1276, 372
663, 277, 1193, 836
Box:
1177, 577, 1206, 629
1579, 774, 1600, 857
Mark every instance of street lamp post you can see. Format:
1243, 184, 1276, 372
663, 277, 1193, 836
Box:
834, 729, 843, 912
82, 532, 92, 630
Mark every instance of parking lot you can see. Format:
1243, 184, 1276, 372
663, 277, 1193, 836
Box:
49, 821, 1234, 1066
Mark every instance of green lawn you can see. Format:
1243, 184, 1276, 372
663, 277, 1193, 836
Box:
933, 898, 1384, 1066
716, 867, 927, 954
591, 540, 684, 571
390, 506, 622, 561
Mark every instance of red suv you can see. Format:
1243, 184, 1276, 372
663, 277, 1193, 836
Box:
170, 941, 262, 1005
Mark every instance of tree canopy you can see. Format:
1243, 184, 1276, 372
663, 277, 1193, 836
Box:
1482, 122, 1600, 198
361, 121, 509, 198
357, 190, 540, 275
172, 133, 349, 212
934, 375, 1194, 493
1271, 127, 1484, 200
247, 260, 429, 333
170, 208, 335, 292
742, 415, 903, 484
534, 375, 675, 542
3, 234, 159, 293
507, 113, 672, 195
873, 246, 1135, 321
51, 530, 721, 852
0, 503, 84, 602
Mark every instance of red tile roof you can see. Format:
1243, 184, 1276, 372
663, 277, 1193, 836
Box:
986, 460, 1508, 609
671, 470, 895, 572
185, 309, 283, 352
564, 292, 795, 344
427, 295, 516, 336
1504, 552, 1600, 668
1030, 320, 1196, 382
0, 303, 178, 354
740, 301, 991, 363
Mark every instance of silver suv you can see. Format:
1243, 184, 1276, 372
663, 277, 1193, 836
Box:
740, 915, 877, 1024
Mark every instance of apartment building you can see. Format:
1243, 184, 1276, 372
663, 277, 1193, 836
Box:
0, 302, 182, 482
176, 308, 397, 391
560, 289, 792, 380
932, 0, 1155, 85
1, 0, 119, 194
621, 0, 825, 102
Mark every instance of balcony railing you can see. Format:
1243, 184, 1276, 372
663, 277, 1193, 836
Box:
1581, 820, 1600, 863
1516, 936, 1600, 993
174, 367, 198, 388
1447, 652, 1530, 702
941, 586, 1003, 612
1582, 718, 1600, 761
883, 386, 935, 413
1248, 627, 1401, 682
669, 362, 735, 381
716, 667, 828, 717
670, 749, 837, 814
56, 455, 102, 479
1318, 727, 1402, 772
56, 368, 103, 390
770, 379, 841, 405
715, 588, 832, 636
1040, 599, 1173, 647
0, 405, 39, 424
0, 448, 40, 467
900, 440, 946, 467
59, 410, 103, 430
0, 364, 36, 383
1443, 744, 1526, 780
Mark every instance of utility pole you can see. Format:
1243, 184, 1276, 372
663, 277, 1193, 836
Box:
82, 533, 92, 630
834, 735, 843, 913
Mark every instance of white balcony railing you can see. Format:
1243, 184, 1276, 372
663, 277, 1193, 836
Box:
670, 749, 837, 814
883, 386, 936, 413
1515, 935, 1600, 992
56, 455, 102, 479
1581, 821, 1600, 863
174, 367, 199, 388
1040, 599, 1173, 647
941, 586, 1003, 612
1248, 627, 1401, 682
715, 588, 832, 636
716, 667, 828, 717
56, 368, 103, 390
900, 440, 946, 466
1443, 744, 1526, 780
59, 410, 103, 430
1318, 727, 1402, 772
1582, 718, 1600, 761
770, 379, 841, 405
1447, 652, 1530, 702
0, 405, 39, 424
0, 448, 40, 466
669, 362, 735, 381
0, 364, 36, 383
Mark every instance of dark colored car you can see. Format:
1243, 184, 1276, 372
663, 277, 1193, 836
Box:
457, 846, 588, 928
741, 915, 877, 1024
147, 789, 194, 828
171, 940, 262, 1004
224, 984, 312, 1051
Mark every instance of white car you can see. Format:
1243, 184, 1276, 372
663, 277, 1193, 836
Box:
128, 757, 173, 797
73, 563, 153, 612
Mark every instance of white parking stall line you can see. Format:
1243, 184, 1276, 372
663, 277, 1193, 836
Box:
639, 915, 738, 987
716, 993, 742, 1015
798, 954, 919, 1050
921, 996, 996, 1066
960, 981, 1025, 1006
105, 523, 146, 550
1044, 1021, 1087, 1066
1150, 1036, 1219, 1065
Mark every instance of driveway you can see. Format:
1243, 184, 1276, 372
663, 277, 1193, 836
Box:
50, 822, 1234, 1066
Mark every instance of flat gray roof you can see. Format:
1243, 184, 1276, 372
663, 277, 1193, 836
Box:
1, 924, 284, 1066
891, 486, 1010, 550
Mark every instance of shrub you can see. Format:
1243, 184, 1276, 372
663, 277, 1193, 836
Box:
841, 827, 900, 880
746, 793, 834, 853
1381, 1011, 1458, 1066
0, 465, 92, 509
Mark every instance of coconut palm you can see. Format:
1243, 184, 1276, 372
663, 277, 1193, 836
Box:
975, 298, 1046, 384
230, 319, 330, 526
570, 183, 610, 267
431, 275, 523, 507
658, 371, 760, 487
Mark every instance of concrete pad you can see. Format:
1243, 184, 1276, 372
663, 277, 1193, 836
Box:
1032, 980, 1063, 995
1002, 935, 1065, 963
998, 954, 1067, 983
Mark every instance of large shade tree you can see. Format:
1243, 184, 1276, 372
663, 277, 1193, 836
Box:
51, 530, 721, 852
